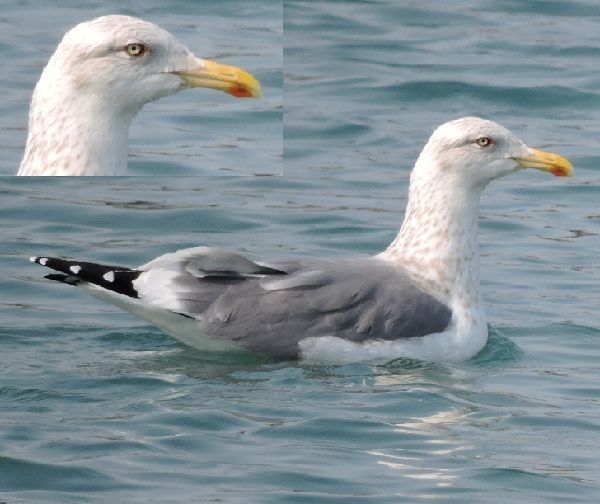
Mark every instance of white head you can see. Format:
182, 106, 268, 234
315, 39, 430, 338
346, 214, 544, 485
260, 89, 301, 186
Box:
413, 117, 572, 191
384, 117, 572, 291
41, 15, 261, 114
47, 16, 193, 112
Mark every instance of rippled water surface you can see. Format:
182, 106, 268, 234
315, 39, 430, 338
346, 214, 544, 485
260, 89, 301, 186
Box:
2, 0, 600, 503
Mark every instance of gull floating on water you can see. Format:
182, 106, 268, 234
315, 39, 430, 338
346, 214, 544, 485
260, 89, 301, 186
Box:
17, 15, 262, 176
31, 117, 573, 362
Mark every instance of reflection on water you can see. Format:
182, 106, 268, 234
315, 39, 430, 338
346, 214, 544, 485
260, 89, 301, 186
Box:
369, 366, 478, 492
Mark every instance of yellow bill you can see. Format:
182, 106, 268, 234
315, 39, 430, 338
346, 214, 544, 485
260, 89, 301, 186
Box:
514, 148, 573, 177
175, 59, 262, 98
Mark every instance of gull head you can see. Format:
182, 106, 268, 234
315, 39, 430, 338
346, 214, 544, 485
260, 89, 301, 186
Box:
19, 15, 262, 176
414, 117, 573, 191
44, 15, 261, 113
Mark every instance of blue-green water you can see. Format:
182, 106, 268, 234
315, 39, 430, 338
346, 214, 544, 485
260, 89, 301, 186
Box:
2, 0, 600, 502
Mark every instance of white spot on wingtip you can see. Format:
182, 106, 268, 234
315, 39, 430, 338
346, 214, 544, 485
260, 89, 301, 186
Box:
103, 271, 115, 282
70, 265, 81, 274
30, 256, 37, 263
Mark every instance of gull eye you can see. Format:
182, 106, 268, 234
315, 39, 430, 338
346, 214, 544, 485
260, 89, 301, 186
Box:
125, 43, 146, 57
476, 136, 494, 148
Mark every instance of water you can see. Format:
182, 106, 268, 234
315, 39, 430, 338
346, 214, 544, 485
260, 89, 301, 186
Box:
285, 0, 600, 179
2, 0, 600, 502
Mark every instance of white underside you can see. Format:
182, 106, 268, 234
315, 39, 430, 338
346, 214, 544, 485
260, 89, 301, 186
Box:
299, 317, 488, 364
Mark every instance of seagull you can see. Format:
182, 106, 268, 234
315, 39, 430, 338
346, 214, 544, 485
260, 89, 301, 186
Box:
17, 15, 262, 176
30, 117, 573, 362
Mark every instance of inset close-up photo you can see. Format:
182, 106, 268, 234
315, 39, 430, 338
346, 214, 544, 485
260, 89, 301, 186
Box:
1, 0, 282, 176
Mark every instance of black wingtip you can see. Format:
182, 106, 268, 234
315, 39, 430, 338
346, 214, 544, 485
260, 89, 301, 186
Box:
32, 255, 141, 298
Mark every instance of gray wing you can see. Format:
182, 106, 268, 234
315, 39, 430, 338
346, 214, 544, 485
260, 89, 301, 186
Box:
192, 255, 453, 358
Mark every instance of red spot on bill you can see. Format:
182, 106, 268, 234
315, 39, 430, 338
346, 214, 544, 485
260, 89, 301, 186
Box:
551, 166, 569, 177
229, 84, 253, 98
